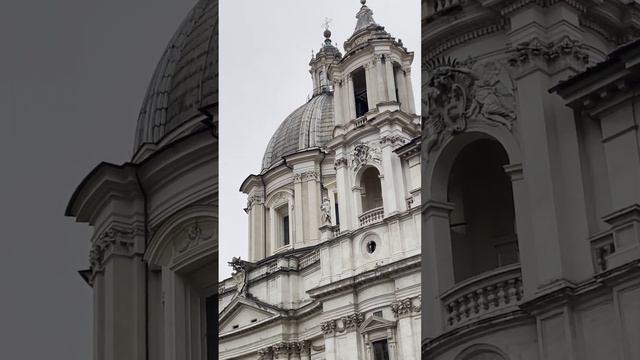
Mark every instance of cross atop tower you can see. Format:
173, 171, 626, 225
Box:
322, 17, 332, 31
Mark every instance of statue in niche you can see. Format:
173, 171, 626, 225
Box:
320, 197, 332, 225
423, 57, 516, 154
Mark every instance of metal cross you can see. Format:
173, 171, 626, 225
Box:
322, 17, 333, 31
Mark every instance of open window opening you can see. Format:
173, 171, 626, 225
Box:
334, 192, 340, 226
275, 204, 290, 247
353, 67, 369, 117
361, 167, 383, 213
372, 340, 390, 360
448, 139, 519, 283
206, 294, 215, 359
393, 63, 401, 103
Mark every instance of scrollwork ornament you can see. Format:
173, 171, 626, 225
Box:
320, 319, 337, 335
391, 296, 421, 318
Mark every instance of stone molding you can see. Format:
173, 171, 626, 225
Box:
320, 312, 365, 335
423, 21, 506, 63
507, 36, 589, 68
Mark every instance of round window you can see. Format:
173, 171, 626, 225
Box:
366, 240, 376, 254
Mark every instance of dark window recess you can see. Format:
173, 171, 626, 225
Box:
373, 311, 383, 317
232, 325, 239, 329
393, 65, 400, 103
251, 318, 258, 323
334, 193, 340, 225
283, 215, 290, 245
372, 340, 390, 360
352, 68, 369, 118
366, 241, 377, 254
206, 295, 217, 360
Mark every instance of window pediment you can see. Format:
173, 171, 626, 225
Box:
359, 316, 395, 334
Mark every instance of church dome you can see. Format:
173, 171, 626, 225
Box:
261, 92, 335, 171
134, 0, 217, 154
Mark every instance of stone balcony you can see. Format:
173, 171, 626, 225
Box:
441, 263, 523, 329
358, 207, 384, 227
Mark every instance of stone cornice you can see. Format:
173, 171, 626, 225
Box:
424, 20, 507, 63
307, 254, 421, 299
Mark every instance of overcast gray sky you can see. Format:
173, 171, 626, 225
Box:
0, 1, 195, 358
219, 0, 421, 279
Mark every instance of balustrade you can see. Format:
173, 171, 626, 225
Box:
359, 207, 384, 227
441, 264, 523, 328
299, 250, 320, 268
332, 225, 342, 238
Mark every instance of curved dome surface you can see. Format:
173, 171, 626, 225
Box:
261, 93, 335, 171
134, 0, 217, 152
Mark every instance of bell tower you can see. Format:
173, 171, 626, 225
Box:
331, 0, 416, 125
309, 22, 342, 96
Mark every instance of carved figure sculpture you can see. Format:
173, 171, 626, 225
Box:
320, 197, 332, 225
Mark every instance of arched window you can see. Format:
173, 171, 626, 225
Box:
361, 167, 383, 212
447, 139, 518, 282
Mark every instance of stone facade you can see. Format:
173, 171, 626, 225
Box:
65, 1, 218, 359
219, 2, 421, 359
422, 1, 640, 359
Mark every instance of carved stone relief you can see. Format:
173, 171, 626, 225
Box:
350, 142, 382, 170
89, 226, 142, 273
176, 222, 213, 253
507, 36, 589, 67
320, 312, 365, 335
293, 170, 319, 183
257, 340, 311, 360
423, 57, 516, 154
390, 295, 421, 318
174, 219, 215, 254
